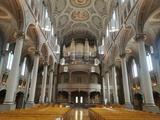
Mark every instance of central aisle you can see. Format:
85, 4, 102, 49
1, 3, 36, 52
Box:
66, 108, 90, 120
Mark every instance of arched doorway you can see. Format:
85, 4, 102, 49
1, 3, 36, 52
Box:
71, 91, 87, 107
0, 89, 6, 104
133, 93, 143, 110
15, 92, 24, 109
153, 91, 160, 108
34, 65, 43, 103
57, 91, 68, 103
90, 92, 101, 104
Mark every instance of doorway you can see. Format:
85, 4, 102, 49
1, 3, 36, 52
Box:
15, 92, 24, 109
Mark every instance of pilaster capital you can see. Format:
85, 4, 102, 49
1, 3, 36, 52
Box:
134, 33, 147, 41
109, 63, 115, 68
1, 49, 8, 56
49, 68, 54, 72
105, 71, 109, 74
43, 61, 48, 66
119, 53, 126, 58
35, 50, 40, 56
15, 31, 25, 40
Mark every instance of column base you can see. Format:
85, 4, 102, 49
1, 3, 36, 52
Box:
0, 103, 16, 112
25, 102, 35, 108
124, 103, 133, 109
143, 104, 160, 113
48, 102, 53, 104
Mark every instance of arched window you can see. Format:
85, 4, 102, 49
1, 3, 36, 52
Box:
5, 43, 9, 51
27, 0, 32, 6
146, 53, 153, 72
7, 51, 14, 70
111, 11, 116, 31
132, 59, 138, 78
106, 26, 109, 37
110, 10, 119, 33
121, 0, 125, 4
21, 57, 27, 76
145, 46, 153, 72
51, 27, 54, 36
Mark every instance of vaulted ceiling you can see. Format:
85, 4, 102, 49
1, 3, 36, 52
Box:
46, 0, 116, 45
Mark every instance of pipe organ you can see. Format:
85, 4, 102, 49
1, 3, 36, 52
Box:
63, 39, 97, 61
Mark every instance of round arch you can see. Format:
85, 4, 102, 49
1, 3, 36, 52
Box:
15, 91, 24, 109
0, 89, 6, 104
41, 43, 49, 62
133, 93, 143, 110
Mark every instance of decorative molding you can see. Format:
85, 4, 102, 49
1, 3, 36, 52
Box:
71, 10, 89, 21
70, 0, 91, 8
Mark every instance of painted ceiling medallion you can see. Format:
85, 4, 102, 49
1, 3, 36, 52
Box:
70, 0, 91, 7
71, 10, 89, 21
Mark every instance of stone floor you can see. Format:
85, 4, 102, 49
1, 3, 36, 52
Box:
66, 108, 90, 120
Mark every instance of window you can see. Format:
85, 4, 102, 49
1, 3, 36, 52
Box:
45, 8, 48, 19
132, 59, 138, 78
80, 96, 83, 103
121, 0, 125, 3
110, 10, 119, 32
146, 53, 153, 72
21, 57, 27, 76
5, 43, 9, 51
7, 51, 14, 70
27, 0, 32, 6
51, 27, 54, 36
106, 26, 109, 37
75, 96, 78, 103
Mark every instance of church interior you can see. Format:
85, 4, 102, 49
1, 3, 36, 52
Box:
0, 0, 160, 119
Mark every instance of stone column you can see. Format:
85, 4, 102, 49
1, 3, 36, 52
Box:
105, 72, 111, 104
1, 33, 24, 111
156, 60, 160, 85
69, 72, 72, 83
120, 54, 133, 108
48, 69, 54, 103
102, 77, 106, 104
68, 92, 71, 103
137, 35, 159, 113
152, 54, 160, 85
0, 51, 5, 79
111, 65, 119, 104
88, 92, 90, 104
52, 75, 57, 103
27, 51, 40, 107
40, 62, 48, 103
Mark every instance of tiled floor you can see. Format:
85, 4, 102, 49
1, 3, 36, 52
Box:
66, 108, 90, 120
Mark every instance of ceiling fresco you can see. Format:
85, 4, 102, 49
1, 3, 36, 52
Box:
47, 0, 116, 44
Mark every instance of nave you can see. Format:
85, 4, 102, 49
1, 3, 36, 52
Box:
0, 104, 160, 120
1, 0, 160, 117
66, 108, 90, 120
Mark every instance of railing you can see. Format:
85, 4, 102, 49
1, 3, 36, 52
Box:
58, 83, 101, 92
64, 56, 95, 64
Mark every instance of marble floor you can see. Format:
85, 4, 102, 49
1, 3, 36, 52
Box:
66, 108, 90, 120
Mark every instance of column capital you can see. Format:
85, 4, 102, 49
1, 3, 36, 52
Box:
1, 49, 8, 56
49, 69, 54, 72
15, 31, 25, 40
43, 61, 48, 66
35, 50, 40, 56
105, 71, 109, 74
134, 33, 147, 41
109, 64, 115, 68
119, 53, 126, 58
